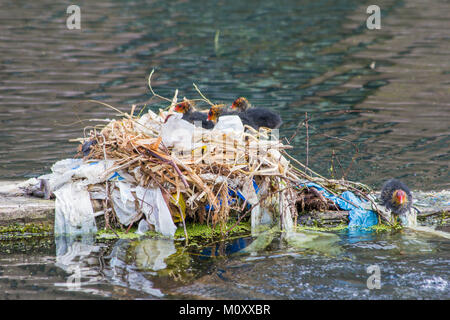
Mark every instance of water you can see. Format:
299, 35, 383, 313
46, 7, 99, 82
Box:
0, 230, 448, 299
0, 0, 449, 299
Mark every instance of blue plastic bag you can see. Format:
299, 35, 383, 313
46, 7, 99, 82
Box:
298, 183, 378, 229
205, 180, 259, 212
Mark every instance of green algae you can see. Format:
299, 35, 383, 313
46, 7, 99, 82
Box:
96, 228, 143, 240
0, 222, 53, 239
295, 221, 404, 234
94, 221, 252, 244
0, 237, 54, 254
174, 221, 251, 240
296, 223, 348, 233
0, 223, 54, 252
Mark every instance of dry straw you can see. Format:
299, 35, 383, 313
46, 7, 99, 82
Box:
78, 70, 388, 238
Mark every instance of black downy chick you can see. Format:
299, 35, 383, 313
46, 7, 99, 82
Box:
206, 104, 257, 129
230, 97, 283, 130
174, 100, 214, 129
380, 179, 412, 216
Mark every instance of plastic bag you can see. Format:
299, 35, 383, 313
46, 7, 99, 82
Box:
74, 160, 116, 185
213, 115, 244, 134
111, 181, 137, 226
136, 219, 151, 235
39, 159, 83, 192
39, 159, 116, 193
135, 110, 163, 136
135, 186, 177, 237
160, 113, 196, 150
54, 181, 97, 235
240, 178, 268, 235
298, 183, 378, 229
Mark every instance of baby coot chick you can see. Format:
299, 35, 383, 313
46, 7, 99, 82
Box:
207, 104, 256, 129
81, 139, 97, 157
230, 97, 283, 129
174, 100, 214, 129
380, 179, 412, 216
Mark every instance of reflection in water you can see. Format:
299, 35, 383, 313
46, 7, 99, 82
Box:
54, 236, 174, 298
54, 234, 105, 295
104, 239, 165, 298
174, 231, 449, 299
135, 238, 176, 271
241, 227, 343, 256
0, 227, 447, 299
39, 228, 449, 299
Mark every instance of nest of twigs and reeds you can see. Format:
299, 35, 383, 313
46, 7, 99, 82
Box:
74, 71, 390, 239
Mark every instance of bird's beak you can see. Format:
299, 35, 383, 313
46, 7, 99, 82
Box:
394, 190, 407, 205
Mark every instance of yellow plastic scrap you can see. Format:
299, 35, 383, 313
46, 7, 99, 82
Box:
170, 192, 186, 223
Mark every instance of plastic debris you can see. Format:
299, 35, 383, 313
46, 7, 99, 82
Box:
39, 159, 116, 194
54, 181, 97, 235
135, 186, 177, 237
136, 219, 151, 235
40, 91, 386, 240
111, 182, 137, 226
242, 225, 342, 256
299, 183, 378, 229
46, 157, 177, 237
161, 113, 196, 150
284, 229, 342, 255
213, 115, 244, 133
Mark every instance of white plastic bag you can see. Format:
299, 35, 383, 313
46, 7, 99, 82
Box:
39, 158, 83, 192
213, 115, 244, 134
74, 160, 116, 185
135, 110, 163, 136
111, 181, 137, 226
160, 113, 195, 150
39, 159, 116, 193
240, 178, 265, 236
136, 219, 151, 235
54, 181, 97, 235
135, 186, 177, 237
51, 158, 84, 175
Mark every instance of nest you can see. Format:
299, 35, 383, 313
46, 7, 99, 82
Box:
75, 74, 386, 237
84, 111, 288, 228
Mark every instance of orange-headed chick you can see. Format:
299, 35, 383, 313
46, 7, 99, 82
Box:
380, 179, 412, 216
174, 100, 214, 129
230, 97, 282, 129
